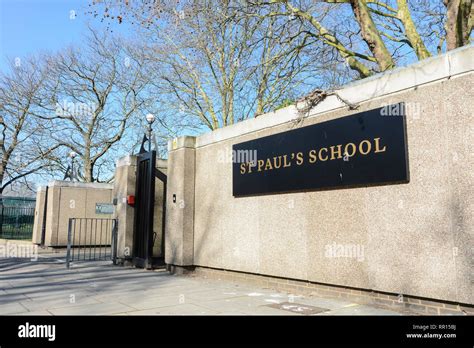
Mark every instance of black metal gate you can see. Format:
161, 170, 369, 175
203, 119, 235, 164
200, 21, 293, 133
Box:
133, 150, 156, 268
133, 149, 167, 269
66, 218, 118, 268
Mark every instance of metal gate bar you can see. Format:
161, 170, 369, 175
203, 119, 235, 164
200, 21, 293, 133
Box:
66, 218, 118, 269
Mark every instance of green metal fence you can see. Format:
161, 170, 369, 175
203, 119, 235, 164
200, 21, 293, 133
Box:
0, 196, 36, 207
0, 198, 36, 240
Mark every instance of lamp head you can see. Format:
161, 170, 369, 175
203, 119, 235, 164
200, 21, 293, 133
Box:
146, 113, 155, 124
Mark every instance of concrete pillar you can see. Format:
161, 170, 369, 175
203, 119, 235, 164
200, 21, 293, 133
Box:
165, 136, 196, 266
32, 186, 47, 245
113, 155, 137, 262
44, 185, 61, 246
152, 159, 167, 258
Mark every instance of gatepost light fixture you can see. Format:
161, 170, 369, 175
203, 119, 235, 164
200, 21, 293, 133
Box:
69, 151, 77, 181
146, 113, 155, 124
146, 113, 155, 152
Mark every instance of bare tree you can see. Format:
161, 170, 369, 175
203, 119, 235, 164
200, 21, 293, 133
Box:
88, 0, 328, 129
88, 0, 472, 120
148, 1, 319, 128
40, 28, 153, 182
0, 56, 62, 194
240, 0, 472, 78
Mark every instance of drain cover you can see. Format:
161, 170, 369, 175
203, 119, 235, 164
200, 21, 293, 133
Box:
266, 302, 329, 315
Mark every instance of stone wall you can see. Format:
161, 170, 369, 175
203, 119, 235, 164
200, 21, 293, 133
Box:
32, 181, 113, 247
165, 45, 473, 305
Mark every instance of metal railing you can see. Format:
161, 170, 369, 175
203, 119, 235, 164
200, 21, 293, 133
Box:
0, 205, 35, 240
66, 218, 118, 269
0, 196, 36, 207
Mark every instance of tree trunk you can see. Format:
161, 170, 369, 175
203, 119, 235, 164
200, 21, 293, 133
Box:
0, 162, 4, 194
228, 88, 234, 124
83, 146, 94, 182
255, 75, 267, 117
350, 0, 395, 71
83, 160, 94, 182
444, 0, 473, 50
397, 0, 431, 60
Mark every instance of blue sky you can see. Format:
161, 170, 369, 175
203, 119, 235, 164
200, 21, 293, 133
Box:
1, 0, 81, 70
0, 0, 143, 193
0, 0, 131, 71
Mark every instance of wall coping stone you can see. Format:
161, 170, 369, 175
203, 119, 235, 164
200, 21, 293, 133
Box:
47, 180, 113, 190
116, 155, 138, 168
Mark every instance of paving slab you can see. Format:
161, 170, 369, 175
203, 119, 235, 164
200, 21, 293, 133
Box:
116, 294, 185, 311
48, 302, 136, 315
0, 302, 29, 315
319, 304, 402, 315
0, 255, 407, 316
125, 303, 220, 315
15, 310, 52, 316
19, 294, 101, 311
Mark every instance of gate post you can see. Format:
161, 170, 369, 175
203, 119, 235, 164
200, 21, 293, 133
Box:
112, 219, 118, 265
112, 155, 137, 265
0, 199, 3, 237
165, 136, 196, 267
66, 218, 73, 269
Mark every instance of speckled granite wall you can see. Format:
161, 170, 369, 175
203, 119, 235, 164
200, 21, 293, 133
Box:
166, 46, 473, 305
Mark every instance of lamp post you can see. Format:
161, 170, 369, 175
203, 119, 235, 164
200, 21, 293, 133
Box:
145, 113, 155, 152
69, 151, 77, 181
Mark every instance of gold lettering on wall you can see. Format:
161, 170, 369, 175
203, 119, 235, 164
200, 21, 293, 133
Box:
330, 145, 342, 160
296, 152, 304, 165
374, 137, 387, 153
273, 156, 282, 169
319, 148, 328, 161
238, 137, 388, 175
344, 143, 356, 158
359, 140, 372, 155
264, 158, 273, 171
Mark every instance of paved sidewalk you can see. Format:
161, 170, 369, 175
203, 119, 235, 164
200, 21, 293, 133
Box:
0, 253, 404, 315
